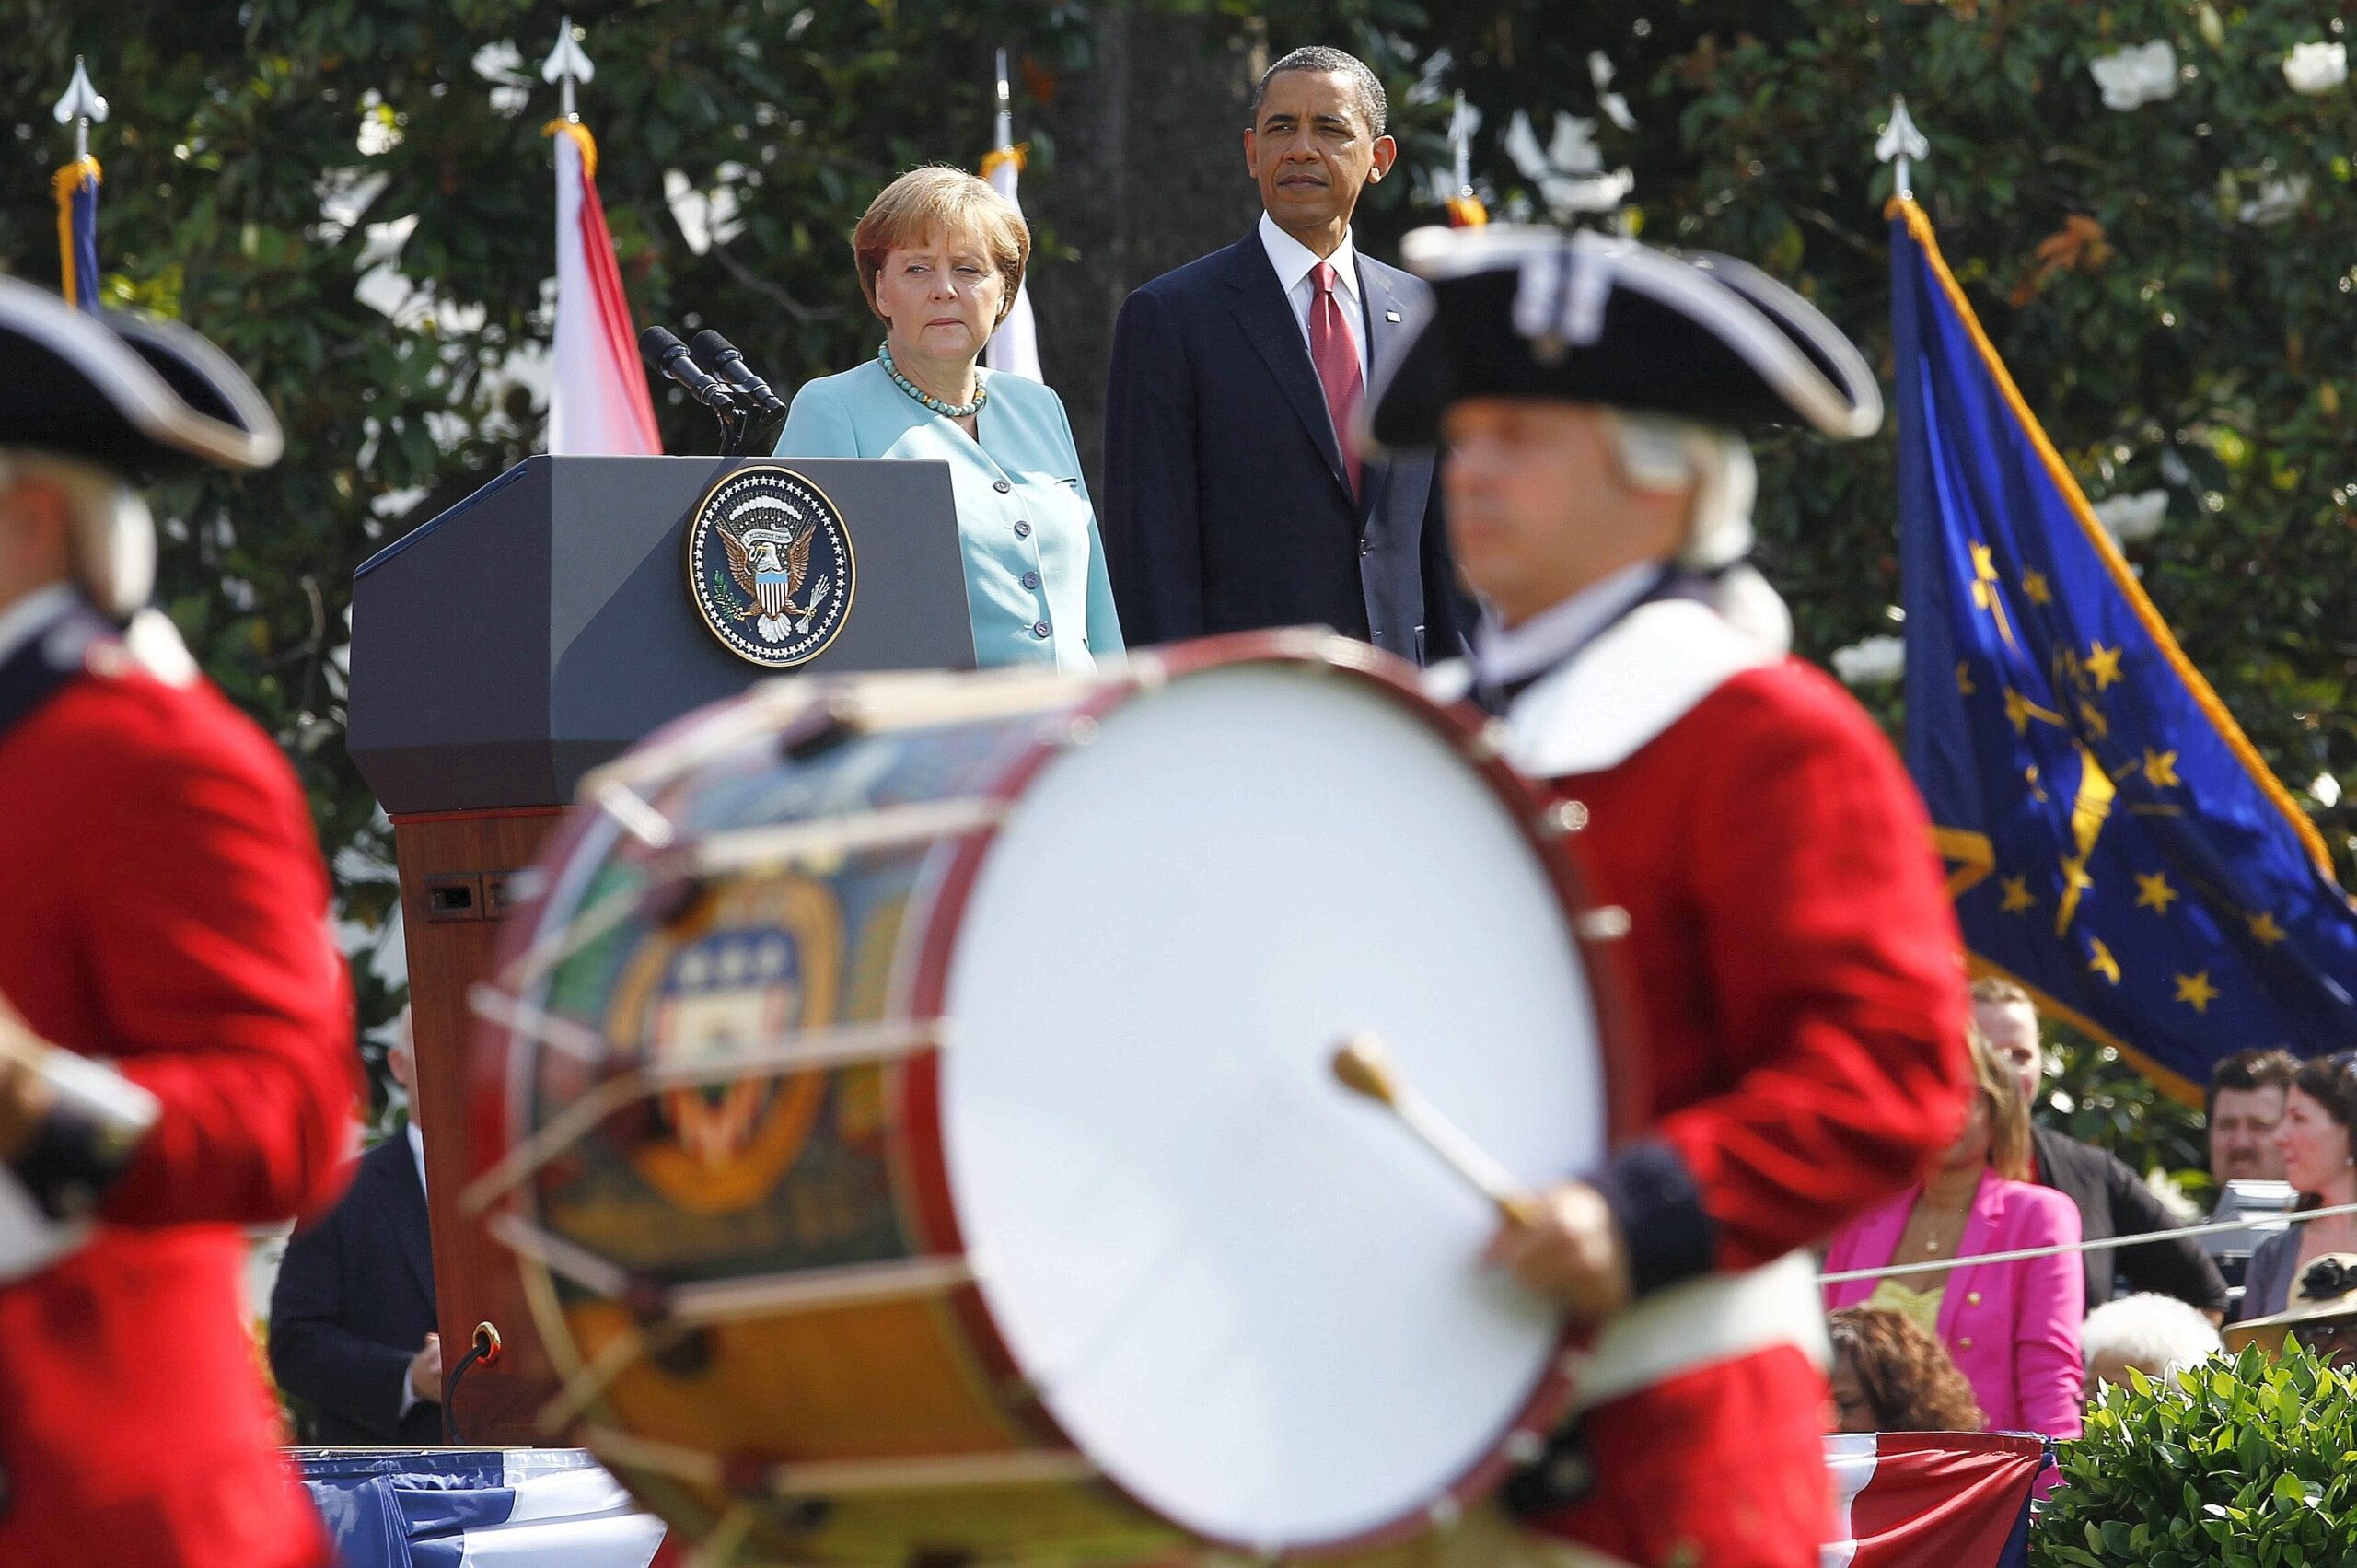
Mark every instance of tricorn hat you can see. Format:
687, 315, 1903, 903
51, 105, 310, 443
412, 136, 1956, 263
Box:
1363, 225, 1882, 452
0, 273, 281, 476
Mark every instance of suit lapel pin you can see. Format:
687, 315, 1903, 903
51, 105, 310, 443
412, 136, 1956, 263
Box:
1385, 308, 1402, 322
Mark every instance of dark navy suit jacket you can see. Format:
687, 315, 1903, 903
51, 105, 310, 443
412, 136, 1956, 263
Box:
268, 1132, 441, 1445
1101, 228, 1467, 663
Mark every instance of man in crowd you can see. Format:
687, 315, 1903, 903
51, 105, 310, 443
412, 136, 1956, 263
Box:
2201, 1047, 2298, 1297
2208, 1047, 2295, 1186
1365, 225, 1970, 1566
1971, 977, 2228, 1322
0, 277, 354, 1567
271, 1010, 442, 1444
1102, 45, 1466, 664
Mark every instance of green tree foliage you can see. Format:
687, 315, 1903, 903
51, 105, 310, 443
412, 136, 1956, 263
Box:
1371, 1, 2357, 1155
0, 0, 1097, 1104
1388, 1, 2355, 889
5, 2, 2349, 1135
2042, 1017, 2209, 1187
2037, 1342, 2357, 1566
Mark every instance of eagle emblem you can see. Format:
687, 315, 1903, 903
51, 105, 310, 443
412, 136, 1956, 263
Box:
599, 875, 844, 1217
719, 518, 830, 644
684, 465, 857, 668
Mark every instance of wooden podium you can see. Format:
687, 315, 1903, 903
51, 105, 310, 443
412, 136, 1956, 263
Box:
347, 454, 974, 1443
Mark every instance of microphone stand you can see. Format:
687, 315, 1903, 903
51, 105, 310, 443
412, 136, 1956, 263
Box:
715, 404, 754, 459
640, 325, 753, 457
690, 329, 790, 456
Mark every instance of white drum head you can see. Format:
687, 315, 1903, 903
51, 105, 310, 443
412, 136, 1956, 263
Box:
938, 663, 1607, 1551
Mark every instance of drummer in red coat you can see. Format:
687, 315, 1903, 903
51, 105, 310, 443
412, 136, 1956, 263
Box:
1362, 230, 1972, 1567
0, 276, 355, 1567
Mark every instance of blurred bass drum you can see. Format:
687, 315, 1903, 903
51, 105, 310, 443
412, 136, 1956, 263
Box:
466, 631, 1638, 1564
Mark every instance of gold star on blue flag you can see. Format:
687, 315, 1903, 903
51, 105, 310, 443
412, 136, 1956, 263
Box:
1890, 197, 2357, 1096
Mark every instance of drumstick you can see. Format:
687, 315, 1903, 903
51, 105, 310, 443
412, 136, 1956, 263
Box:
1329, 1033, 1543, 1227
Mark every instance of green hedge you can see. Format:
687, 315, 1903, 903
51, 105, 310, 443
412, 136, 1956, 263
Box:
2036, 1343, 2357, 1567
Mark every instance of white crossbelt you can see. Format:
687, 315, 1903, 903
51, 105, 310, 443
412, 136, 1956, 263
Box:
1573, 1250, 1829, 1411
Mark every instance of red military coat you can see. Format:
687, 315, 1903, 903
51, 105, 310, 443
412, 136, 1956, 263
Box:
0, 599, 355, 1568
1448, 597, 1970, 1568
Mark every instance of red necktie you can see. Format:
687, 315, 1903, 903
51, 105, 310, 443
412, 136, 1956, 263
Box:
1308, 261, 1364, 499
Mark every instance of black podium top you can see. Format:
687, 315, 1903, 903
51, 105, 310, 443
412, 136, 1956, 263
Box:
347, 455, 974, 815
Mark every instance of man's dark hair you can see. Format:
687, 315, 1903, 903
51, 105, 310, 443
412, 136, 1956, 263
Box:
1249, 46, 1387, 140
2206, 1047, 2300, 1119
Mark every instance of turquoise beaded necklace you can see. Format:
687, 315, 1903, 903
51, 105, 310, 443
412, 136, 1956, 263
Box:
879, 343, 987, 420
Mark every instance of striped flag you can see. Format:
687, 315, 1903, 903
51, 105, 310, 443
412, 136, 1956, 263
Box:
1822, 1432, 2042, 1568
981, 49, 1040, 380
545, 120, 661, 456
299, 1446, 665, 1566
292, 1435, 2035, 1568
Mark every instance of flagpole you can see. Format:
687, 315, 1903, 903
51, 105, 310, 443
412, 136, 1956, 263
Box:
1445, 90, 1486, 226
1875, 95, 1927, 203
981, 48, 1040, 378
994, 48, 1014, 156
544, 16, 591, 123
51, 57, 108, 312
62, 60, 100, 160
1450, 90, 1471, 193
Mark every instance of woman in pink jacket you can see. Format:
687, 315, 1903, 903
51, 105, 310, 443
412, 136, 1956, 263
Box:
1824, 1024, 2084, 1439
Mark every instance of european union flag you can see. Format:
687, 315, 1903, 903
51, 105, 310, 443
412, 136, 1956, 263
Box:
1891, 198, 2357, 1094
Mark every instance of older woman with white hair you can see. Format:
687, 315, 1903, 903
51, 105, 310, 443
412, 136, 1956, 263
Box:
776, 165, 1120, 671
2082, 1292, 2223, 1400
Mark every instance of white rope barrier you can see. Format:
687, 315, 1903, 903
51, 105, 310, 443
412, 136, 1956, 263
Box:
1814, 1200, 2357, 1286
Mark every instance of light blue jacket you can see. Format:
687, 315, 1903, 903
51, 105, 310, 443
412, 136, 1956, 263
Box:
774, 359, 1123, 671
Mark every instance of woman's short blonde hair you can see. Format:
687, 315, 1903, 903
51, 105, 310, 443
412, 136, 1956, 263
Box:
1967, 1018, 2035, 1181
853, 166, 1030, 328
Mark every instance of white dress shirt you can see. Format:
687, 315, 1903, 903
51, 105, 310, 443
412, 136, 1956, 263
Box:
1257, 211, 1370, 384
395, 1120, 430, 1419
0, 583, 77, 670
1471, 559, 1665, 690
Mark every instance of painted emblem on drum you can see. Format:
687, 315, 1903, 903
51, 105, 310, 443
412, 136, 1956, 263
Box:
607, 876, 844, 1214
685, 464, 857, 668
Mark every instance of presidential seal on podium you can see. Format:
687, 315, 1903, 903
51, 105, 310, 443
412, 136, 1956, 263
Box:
685, 464, 857, 668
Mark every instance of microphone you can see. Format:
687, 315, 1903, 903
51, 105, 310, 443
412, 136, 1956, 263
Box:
640, 326, 744, 415
690, 330, 790, 419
